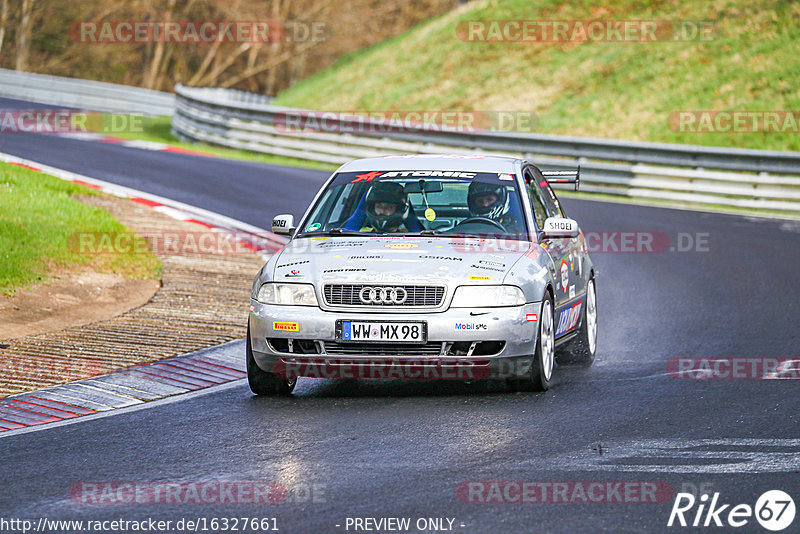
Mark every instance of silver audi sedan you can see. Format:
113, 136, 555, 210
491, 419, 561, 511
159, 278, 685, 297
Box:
247, 155, 597, 395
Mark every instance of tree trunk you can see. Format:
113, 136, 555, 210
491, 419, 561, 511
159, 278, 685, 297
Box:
15, 0, 32, 71
0, 0, 9, 57
143, 0, 176, 89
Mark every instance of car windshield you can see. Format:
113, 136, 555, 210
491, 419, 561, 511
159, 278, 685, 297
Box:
297, 170, 528, 239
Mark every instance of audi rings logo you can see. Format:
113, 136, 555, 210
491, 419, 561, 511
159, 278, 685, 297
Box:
359, 286, 408, 305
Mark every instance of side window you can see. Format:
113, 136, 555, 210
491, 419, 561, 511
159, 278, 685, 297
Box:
524, 169, 548, 229
529, 167, 566, 218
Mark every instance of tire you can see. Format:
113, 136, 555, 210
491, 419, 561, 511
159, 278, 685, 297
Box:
246, 325, 297, 396
509, 293, 555, 392
557, 277, 597, 366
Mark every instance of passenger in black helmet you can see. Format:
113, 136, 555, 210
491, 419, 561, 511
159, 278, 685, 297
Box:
361, 181, 411, 232
467, 181, 519, 228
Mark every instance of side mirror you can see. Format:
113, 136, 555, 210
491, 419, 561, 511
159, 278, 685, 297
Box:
541, 217, 579, 239
272, 214, 295, 236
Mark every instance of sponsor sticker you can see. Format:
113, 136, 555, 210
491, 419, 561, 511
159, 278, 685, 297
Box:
385, 243, 419, 249
352, 171, 383, 182
306, 223, 321, 232
560, 260, 569, 292
526, 314, 538, 322
249, 304, 255, 313
569, 285, 576, 298
555, 301, 582, 336
273, 322, 299, 332
419, 255, 462, 261
380, 170, 476, 178
469, 275, 491, 280
454, 323, 488, 331
471, 263, 505, 272
276, 260, 309, 268
284, 270, 302, 277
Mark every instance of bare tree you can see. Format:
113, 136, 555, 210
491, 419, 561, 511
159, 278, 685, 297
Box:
8, 0, 457, 93
0, 0, 8, 56
15, 0, 33, 71
143, 0, 176, 89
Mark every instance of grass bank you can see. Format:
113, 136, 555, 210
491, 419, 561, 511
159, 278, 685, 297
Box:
0, 162, 161, 295
274, 0, 800, 151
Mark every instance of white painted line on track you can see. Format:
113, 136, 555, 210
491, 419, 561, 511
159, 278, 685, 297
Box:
550, 438, 800, 473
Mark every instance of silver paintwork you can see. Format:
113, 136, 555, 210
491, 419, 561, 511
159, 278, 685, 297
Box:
249, 155, 596, 379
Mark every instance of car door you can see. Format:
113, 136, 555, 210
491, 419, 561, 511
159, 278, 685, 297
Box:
524, 166, 583, 339
535, 168, 587, 300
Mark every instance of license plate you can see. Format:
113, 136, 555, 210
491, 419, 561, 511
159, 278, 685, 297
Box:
338, 320, 427, 343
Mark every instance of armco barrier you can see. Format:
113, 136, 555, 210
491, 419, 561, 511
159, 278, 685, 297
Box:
172, 84, 800, 213
0, 69, 174, 116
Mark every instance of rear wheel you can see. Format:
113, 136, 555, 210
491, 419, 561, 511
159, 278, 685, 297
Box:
247, 325, 297, 396
509, 294, 554, 392
557, 277, 597, 366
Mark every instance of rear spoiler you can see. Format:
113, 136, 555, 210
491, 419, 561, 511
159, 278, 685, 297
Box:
542, 167, 580, 191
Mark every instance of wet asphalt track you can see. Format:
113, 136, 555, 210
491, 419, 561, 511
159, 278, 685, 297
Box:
1, 97, 799, 533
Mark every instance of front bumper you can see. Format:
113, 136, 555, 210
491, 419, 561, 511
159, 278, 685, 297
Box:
249, 301, 541, 379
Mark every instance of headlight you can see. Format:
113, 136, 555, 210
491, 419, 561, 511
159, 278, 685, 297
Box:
256, 283, 318, 306
450, 285, 526, 308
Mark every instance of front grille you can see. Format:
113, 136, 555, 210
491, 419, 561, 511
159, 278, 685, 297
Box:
323, 341, 445, 357
323, 284, 445, 307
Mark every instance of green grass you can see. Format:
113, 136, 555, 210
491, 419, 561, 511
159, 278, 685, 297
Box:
274, 0, 800, 152
0, 162, 161, 295
112, 116, 336, 171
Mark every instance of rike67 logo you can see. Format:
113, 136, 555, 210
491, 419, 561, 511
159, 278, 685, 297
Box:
668, 490, 795, 531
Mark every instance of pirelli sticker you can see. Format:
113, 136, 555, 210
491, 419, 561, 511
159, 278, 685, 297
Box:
273, 321, 299, 332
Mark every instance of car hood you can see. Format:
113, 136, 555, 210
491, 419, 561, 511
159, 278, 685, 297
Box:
271, 235, 531, 285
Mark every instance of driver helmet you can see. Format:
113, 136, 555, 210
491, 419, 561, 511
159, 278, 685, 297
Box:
365, 181, 410, 231
467, 181, 509, 220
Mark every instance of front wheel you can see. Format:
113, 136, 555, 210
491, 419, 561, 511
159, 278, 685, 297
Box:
557, 277, 597, 366
509, 294, 555, 392
246, 325, 297, 396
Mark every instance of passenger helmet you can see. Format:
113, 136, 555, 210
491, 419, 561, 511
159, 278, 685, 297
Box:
365, 181, 410, 231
